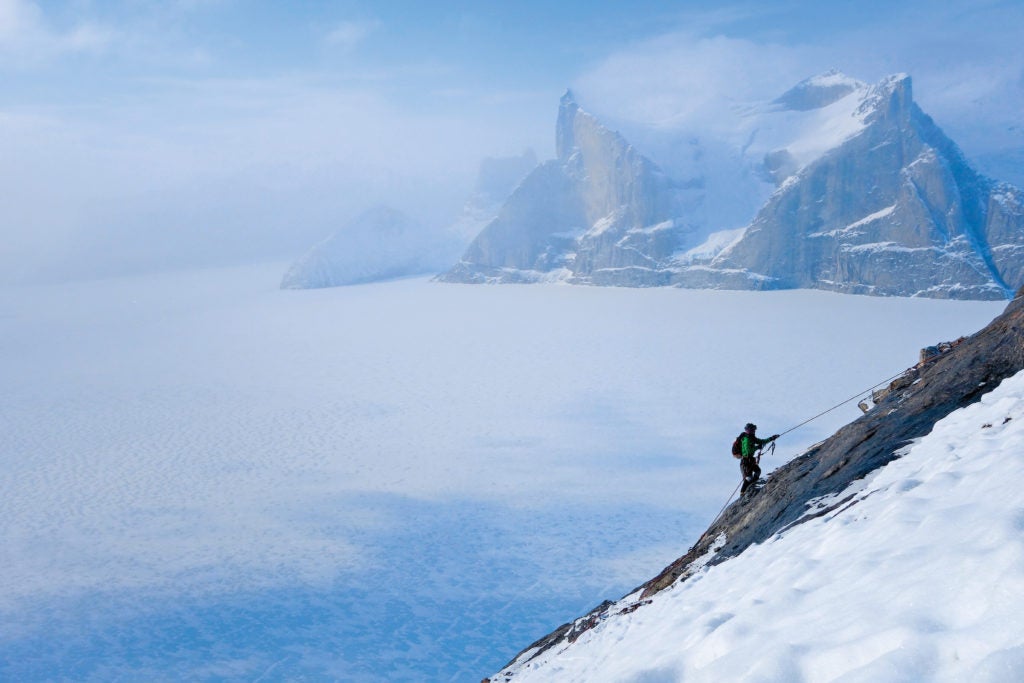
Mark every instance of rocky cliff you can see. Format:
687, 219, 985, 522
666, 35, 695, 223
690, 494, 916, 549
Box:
443, 74, 1024, 300
439, 91, 688, 285
490, 287, 1024, 680
685, 75, 1020, 299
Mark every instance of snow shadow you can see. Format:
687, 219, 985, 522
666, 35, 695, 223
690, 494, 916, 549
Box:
0, 494, 697, 681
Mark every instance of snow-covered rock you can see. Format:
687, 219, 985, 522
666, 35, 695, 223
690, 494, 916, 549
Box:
690, 75, 1021, 299
772, 69, 864, 111
443, 73, 1024, 300
499, 371, 1024, 682
438, 91, 686, 285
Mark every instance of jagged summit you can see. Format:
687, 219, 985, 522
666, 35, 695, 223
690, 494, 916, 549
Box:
439, 87, 681, 286
700, 70, 1020, 299
441, 72, 1024, 299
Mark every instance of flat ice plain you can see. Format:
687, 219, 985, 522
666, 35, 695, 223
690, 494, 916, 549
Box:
0, 263, 1005, 680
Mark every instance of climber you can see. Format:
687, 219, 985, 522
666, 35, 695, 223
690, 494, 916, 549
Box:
733, 423, 779, 494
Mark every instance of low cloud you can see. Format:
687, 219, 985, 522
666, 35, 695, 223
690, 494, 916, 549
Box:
574, 33, 804, 128
0, 73, 546, 283
571, 0, 1024, 184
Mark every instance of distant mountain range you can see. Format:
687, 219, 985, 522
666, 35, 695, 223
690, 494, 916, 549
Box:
281, 151, 536, 289
440, 72, 1024, 300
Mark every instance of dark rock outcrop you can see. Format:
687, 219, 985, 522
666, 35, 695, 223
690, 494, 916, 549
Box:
493, 288, 1024, 677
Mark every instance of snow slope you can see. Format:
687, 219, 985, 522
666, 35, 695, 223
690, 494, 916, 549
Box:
0, 264, 1005, 680
501, 369, 1024, 683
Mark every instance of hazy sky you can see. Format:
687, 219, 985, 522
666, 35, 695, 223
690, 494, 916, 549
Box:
1, 0, 1022, 283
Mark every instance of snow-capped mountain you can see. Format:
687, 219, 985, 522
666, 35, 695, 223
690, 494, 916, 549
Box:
488, 287, 1024, 682
687, 75, 1022, 299
442, 73, 1024, 300
283, 152, 536, 290
281, 206, 448, 288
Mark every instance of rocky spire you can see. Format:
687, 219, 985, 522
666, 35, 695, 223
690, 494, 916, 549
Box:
555, 89, 580, 162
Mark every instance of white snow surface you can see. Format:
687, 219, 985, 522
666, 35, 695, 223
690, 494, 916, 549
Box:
0, 263, 1006, 680
677, 227, 747, 262
504, 370, 1024, 683
811, 205, 897, 239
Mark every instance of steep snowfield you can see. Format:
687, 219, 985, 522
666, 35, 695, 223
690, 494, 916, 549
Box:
503, 370, 1024, 683
0, 264, 1005, 680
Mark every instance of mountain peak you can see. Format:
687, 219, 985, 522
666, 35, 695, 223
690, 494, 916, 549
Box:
774, 69, 866, 111
859, 72, 914, 124
445, 74, 1024, 300
556, 90, 587, 161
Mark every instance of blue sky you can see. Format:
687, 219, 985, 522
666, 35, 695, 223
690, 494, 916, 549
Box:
1, 0, 1022, 282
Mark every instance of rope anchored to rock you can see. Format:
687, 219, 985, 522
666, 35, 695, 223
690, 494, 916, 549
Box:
708, 360, 941, 527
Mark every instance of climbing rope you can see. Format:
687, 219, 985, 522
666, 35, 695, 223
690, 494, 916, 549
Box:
706, 363, 924, 526
708, 440, 775, 526
775, 367, 913, 438
710, 482, 742, 526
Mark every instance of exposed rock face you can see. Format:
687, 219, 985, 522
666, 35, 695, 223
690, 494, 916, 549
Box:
446, 150, 539, 247
492, 288, 1024, 679
442, 74, 1024, 300
439, 91, 686, 285
689, 76, 1019, 299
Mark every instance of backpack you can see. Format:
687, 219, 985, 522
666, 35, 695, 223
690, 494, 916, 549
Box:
732, 434, 744, 459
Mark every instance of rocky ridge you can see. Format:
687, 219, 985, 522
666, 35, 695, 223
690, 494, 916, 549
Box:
443, 74, 1024, 300
439, 90, 686, 286
685, 75, 1021, 299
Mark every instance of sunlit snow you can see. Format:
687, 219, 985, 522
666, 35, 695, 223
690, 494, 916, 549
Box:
506, 368, 1024, 683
